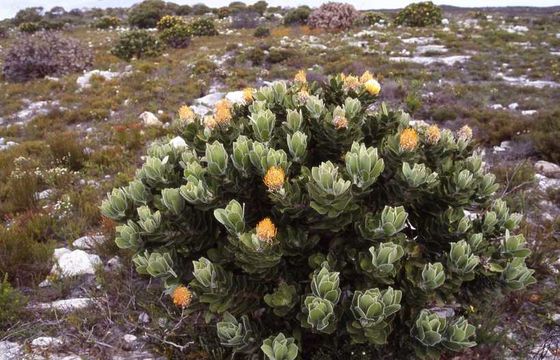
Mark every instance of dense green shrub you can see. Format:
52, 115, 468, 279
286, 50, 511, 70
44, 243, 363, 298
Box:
160, 24, 192, 49
0, 274, 28, 329
13, 7, 43, 25
175, 5, 192, 15
283, 6, 311, 25
308, 2, 359, 30
253, 25, 271, 38
188, 18, 219, 36
192, 4, 212, 16
37, 19, 65, 31
395, 1, 443, 27
531, 109, 560, 163
111, 30, 164, 61
361, 11, 388, 26
95, 16, 121, 29
18, 22, 40, 33
128, 0, 170, 28
102, 72, 535, 358
2, 32, 92, 82
156, 14, 185, 31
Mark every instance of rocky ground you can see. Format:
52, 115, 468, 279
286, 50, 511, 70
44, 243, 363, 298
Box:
1, 6, 559, 360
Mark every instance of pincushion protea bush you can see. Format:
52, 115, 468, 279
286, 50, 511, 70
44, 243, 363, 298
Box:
395, 1, 443, 27
307, 2, 359, 30
102, 71, 535, 358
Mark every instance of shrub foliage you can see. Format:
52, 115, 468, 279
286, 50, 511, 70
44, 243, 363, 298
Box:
307, 2, 359, 30
2, 32, 92, 82
102, 72, 535, 358
111, 30, 164, 61
395, 1, 443, 27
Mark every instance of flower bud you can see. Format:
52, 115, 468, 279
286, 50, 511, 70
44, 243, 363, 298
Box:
214, 199, 245, 235
250, 109, 276, 143
261, 333, 299, 360
205, 141, 228, 176
287, 131, 308, 162
421, 262, 446, 290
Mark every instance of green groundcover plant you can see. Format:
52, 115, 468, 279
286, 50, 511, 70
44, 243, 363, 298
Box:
102, 71, 535, 358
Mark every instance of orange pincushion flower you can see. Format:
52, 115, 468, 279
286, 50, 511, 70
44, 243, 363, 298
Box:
215, 99, 232, 125
333, 115, 348, 129
400, 128, 419, 151
426, 124, 441, 144
204, 115, 217, 129
360, 71, 374, 83
294, 70, 307, 83
264, 166, 285, 191
343, 75, 360, 91
457, 125, 473, 141
243, 88, 254, 103
172, 286, 192, 308
256, 217, 277, 244
178, 105, 195, 123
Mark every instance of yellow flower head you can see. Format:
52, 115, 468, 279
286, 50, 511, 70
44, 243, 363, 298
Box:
178, 105, 195, 123
364, 79, 381, 96
400, 128, 419, 151
360, 71, 374, 83
172, 286, 192, 308
204, 115, 217, 129
256, 217, 277, 244
297, 89, 310, 103
294, 70, 307, 83
215, 99, 232, 125
343, 75, 360, 91
457, 125, 473, 141
243, 88, 254, 103
426, 124, 441, 144
333, 115, 349, 129
264, 166, 285, 191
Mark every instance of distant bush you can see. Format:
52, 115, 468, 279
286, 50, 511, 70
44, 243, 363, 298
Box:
192, 4, 211, 16
216, 7, 232, 19
283, 6, 311, 25
13, 7, 43, 25
111, 30, 164, 61
156, 14, 185, 31
160, 24, 192, 48
188, 18, 218, 36
231, 10, 261, 29
18, 22, 40, 33
308, 2, 359, 30
95, 16, 121, 29
175, 5, 192, 15
531, 109, 560, 163
395, 1, 442, 27
37, 19, 65, 31
251, 0, 268, 15
361, 11, 388, 26
253, 25, 271, 38
128, 0, 170, 29
2, 32, 92, 82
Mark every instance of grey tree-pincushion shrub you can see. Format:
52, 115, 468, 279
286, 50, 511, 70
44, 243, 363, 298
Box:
2, 32, 92, 82
395, 1, 443, 27
307, 2, 359, 30
101, 71, 535, 358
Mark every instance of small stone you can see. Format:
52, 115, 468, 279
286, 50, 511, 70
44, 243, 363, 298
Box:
169, 136, 187, 149
123, 334, 137, 344
0, 341, 22, 360
106, 256, 122, 271
72, 235, 106, 250
52, 249, 102, 277
31, 336, 63, 348
535, 160, 560, 179
139, 112, 163, 127
138, 312, 150, 324
31, 298, 93, 312
552, 314, 560, 323
508, 102, 519, 110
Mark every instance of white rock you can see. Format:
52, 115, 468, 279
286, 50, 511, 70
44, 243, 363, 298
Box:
535, 161, 560, 179
52, 249, 102, 277
190, 104, 211, 117
194, 92, 225, 107
106, 256, 122, 271
416, 45, 448, 55
536, 174, 560, 191
521, 110, 537, 116
31, 298, 93, 312
508, 102, 519, 110
169, 136, 187, 148
53, 248, 72, 260
138, 312, 150, 324
73, 235, 106, 250
490, 104, 504, 110
31, 336, 63, 348
389, 55, 470, 66
36, 189, 54, 200
497, 74, 560, 88
552, 313, 560, 323
401, 37, 435, 45
441, 18, 449, 25
139, 112, 163, 127
0, 341, 22, 360
123, 334, 137, 344
76, 70, 121, 89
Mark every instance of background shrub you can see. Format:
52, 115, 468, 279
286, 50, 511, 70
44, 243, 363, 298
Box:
175, 5, 192, 16
2, 32, 92, 82
160, 24, 192, 49
111, 30, 164, 61
192, 4, 211, 16
361, 11, 388, 26
188, 18, 219, 36
0, 25, 9, 38
395, 1, 443, 27
231, 10, 261, 29
0, 274, 28, 330
18, 22, 40, 33
128, 0, 170, 29
531, 108, 560, 163
102, 73, 534, 358
308, 2, 360, 30
156, 14, 184, 31
13, 7, 43, 25
253, 25, 271, 38
95, 16, 121, 29
283, 6, 311, 25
